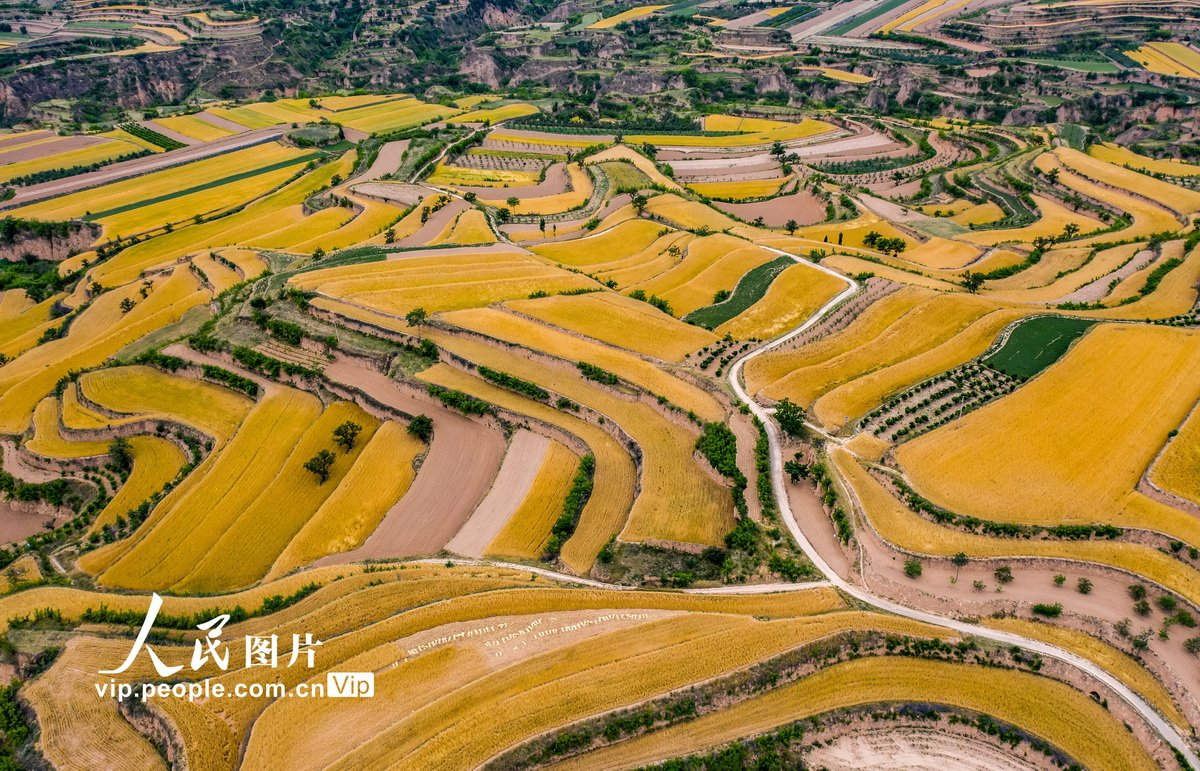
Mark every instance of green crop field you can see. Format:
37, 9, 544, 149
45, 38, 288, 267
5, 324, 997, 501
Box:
983, 315, 1096, 380
684, 255, 792, 329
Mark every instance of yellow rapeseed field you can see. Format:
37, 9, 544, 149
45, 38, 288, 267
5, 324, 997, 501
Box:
1089, 142, 1200, 177
426, 162, 541, 187
958, 193, 1102, 246
745, 286, 934, 396
629, 233, 778, 317
0, 292, 60, 360
26, 397, 110, 459
0, 135, 147, 184
644, 193, 740, 232
0, 267, 209, 434
422, 331, 734, 547
1151, 403, 1200, 506
153, 114, 236, 142
589, 5, 667, 28
429, 209, 496, 245
550, 656, 1158, 771
1055, 146, 1200, 216
486, 440, 580, 558
688, 177, 791, 201
447, 103, 538, 123
505, 292, 716, 361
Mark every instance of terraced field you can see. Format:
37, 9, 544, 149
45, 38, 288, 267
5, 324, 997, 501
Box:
0, 96, 1198, 771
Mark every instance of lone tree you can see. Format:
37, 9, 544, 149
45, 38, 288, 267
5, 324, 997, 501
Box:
407, 414, 433, 442
631, 193, 649, 216
108, 436, 133, 473
333, 421, 362, 452
775, 398, 808, 439
784, 219, 798, 235
961, 271, 985, 293
304, 450, 335, 484
405, 307, 427, 329
783, 455, 809, 483
951, 551, 969, 581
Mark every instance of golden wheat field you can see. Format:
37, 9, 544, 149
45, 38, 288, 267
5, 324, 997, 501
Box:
3, 83, 1199, 771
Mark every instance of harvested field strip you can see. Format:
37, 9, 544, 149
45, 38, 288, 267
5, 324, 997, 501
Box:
270, 420, 422, 578
447, 430, 554, 558
94, 387, 322, 589
439, 306, 724, 421
744, 286, 934, 396
423, 328, 734, 547
685, 255, 792, 329
90, 436, 186, 532
591, 232, 697, 288
759, 293, 995, 407
79, 365, 253, 443
190, 251, 242, 292
895, 325, 1200, 543
175, 401, 379, 593
26, 397, 110, 459
531, 218, 668, 267
482, 164, 594, 215
791, 212, 909, 250
981, 315, 1095, 379
0, 293, 59, 359
417, 363, 634, 574
25, 638, 169, 771
715, 261, 847, 340
1150, 402, 1200, 506
0, 137, 143, 184
486, 440, 581, 559
1079, 242, 1200, 320
548, 656, 1158, 771
0, 267, 209, 434
287, 196, 408, 253
427, 163, 541, 188
814, 308, 1026, 430
982, 617, 1188, 730
506, 292, 716, 362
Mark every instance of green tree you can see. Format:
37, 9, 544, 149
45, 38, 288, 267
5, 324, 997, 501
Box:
405, 307, 427, 328
774, 398, 807, 439
951, 551, 969, 581
784, 219, 798, 235
783, 457, 809, 483
384, 227, 396, 244
108, 436, 133, 472
994, 565, 1014, 584
631, 193, 649, 215
1077, 577, 1093, 594
904, 558, 923, 579
333, 421, 362, 452
304, 450, 335, 484
961, 271, 985, 293
407, 414, 433, 442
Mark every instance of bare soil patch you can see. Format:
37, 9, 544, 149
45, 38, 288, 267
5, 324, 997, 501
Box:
714, 189, 825, 227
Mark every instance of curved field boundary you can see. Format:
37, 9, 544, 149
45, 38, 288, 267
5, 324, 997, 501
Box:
683, 254, 793, 329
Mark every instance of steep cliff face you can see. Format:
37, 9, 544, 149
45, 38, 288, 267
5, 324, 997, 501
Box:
0, 220, 100, 262
0, 41, 299, 124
